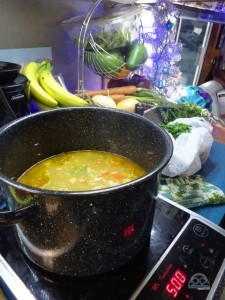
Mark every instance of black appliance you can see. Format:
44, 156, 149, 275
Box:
0, 73, 30, 126
0, 195, 225, 300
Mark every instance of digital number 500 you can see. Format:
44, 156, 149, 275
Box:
165, 269, 187, 298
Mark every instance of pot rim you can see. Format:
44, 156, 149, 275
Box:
0, 107, 173, 197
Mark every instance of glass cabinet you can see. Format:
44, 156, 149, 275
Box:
176, 17, 212, 85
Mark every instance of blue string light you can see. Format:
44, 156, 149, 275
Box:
142, 0, 182, 99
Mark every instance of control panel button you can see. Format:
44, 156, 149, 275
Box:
193, 224, 209, 237
183, 245, 194, 255
200, 256, 212, 269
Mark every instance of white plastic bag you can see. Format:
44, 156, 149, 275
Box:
162, 117, 213, 177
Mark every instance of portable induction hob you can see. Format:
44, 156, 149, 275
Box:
0, 195, 225, 300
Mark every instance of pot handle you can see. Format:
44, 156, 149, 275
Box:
0, 204, 39, 226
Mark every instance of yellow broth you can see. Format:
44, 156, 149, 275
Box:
17, 150, 147, 191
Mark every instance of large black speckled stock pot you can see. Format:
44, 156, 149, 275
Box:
0, 107, 172, 276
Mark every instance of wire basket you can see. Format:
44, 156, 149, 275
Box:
62, 3, 145, 83
83, 6, 146, 79
83, 34, 129, 79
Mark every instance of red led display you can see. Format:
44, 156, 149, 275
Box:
123, 224, 135, 238
165, 269, 186, 298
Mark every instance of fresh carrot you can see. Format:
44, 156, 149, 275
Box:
78, 86, 138, 97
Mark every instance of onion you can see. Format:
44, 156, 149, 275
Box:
91, 95, 117, 108
116, 97, 139, 113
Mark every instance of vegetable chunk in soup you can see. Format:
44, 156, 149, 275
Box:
18, 150, 146, 191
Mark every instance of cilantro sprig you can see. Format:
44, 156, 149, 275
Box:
160, 102, 202, 124
162, 123, 191, 139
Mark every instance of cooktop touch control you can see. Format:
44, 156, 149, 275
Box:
132, 218, 225, 300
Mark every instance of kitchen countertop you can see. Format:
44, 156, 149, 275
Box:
192, 141, 225, 225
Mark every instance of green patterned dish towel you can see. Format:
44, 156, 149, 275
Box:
159, 175, 225, 208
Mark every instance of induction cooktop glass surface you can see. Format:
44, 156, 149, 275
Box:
0, 197, 190, 300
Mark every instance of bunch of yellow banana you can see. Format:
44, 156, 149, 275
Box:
22, 60, 88, 110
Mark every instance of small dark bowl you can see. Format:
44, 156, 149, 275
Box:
0, 61, 21, 84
